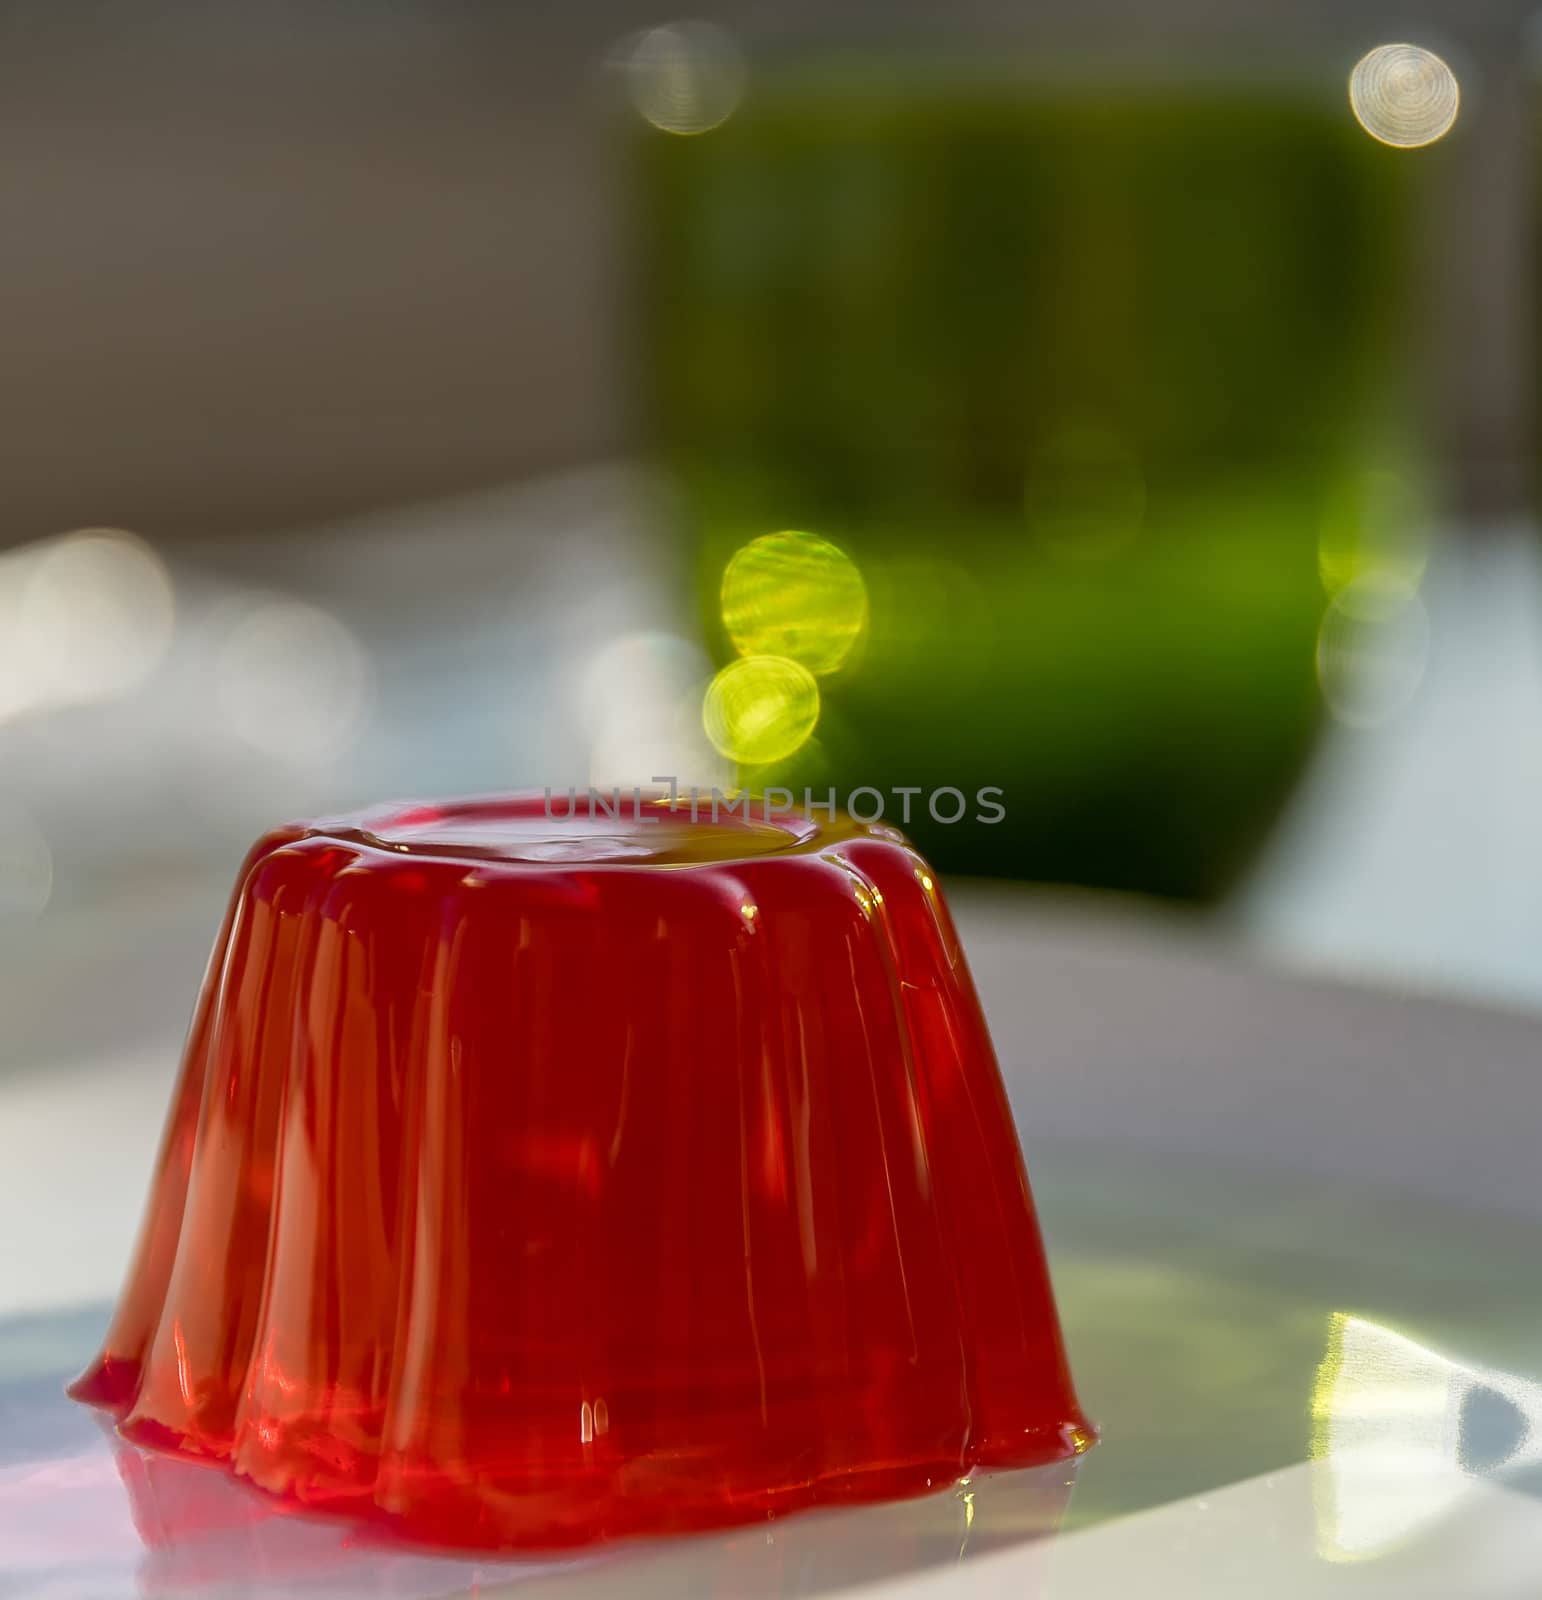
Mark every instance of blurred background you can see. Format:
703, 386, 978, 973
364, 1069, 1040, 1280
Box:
2, 0, 1542, 1100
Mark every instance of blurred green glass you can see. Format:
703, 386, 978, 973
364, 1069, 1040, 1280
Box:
635, 59, 1421, 896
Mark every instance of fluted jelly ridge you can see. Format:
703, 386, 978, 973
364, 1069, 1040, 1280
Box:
71, 793, 1088, 1548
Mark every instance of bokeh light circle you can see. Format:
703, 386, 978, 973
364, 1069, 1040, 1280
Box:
16, 528, 174, 710
1316, 577, 1430, 729
216, 598, 371, 762
702, 655, 820, 765
580, 629, 730, 791
720, 530, 868, 677
578, 630, 710, 741
627, 21, 745, 136
1350, 44, 1459, 149
1318, 469, 1429, 600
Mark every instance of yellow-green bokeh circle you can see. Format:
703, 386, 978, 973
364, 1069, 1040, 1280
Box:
702, 654, 821, 765
720, 530, 868, 676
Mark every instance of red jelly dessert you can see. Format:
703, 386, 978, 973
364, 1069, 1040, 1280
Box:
71, 793, 1089, 1549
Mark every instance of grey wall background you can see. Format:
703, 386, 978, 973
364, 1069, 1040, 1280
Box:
0, 0, 1533, 547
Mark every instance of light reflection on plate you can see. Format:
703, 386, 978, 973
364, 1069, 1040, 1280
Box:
0, 1308, 1074, 1599
9, 1137, 1542, 1595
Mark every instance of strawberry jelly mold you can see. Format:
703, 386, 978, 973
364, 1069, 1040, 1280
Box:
71, 794, 1090, 1549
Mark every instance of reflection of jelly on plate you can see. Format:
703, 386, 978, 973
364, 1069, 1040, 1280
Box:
71, 794, 1090, 1549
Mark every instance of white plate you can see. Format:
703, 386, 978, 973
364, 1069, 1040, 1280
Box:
6, 890, 1542, 1597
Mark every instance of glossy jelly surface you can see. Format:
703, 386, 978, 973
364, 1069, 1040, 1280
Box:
71, 794, 1089, 1549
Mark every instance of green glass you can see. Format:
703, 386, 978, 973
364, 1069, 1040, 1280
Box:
636, 62, 1420, 895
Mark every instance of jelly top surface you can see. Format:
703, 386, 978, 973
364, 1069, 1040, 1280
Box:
316, 793, 837, 867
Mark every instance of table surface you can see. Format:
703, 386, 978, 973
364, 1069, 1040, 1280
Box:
6, 458, 1542, 1597
6, 884, 1542, 1597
